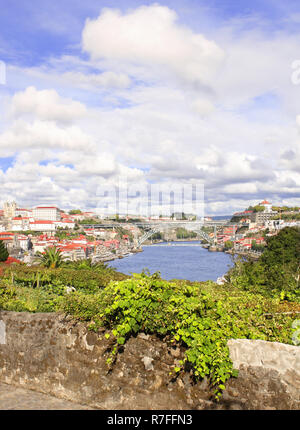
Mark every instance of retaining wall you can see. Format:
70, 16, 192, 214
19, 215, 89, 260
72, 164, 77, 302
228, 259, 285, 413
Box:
0, 311, 299, 410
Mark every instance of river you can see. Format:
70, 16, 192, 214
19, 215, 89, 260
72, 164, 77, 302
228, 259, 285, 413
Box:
108, 241, 234, 282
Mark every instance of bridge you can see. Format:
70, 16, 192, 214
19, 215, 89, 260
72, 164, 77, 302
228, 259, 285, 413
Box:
80, 219, 236, 247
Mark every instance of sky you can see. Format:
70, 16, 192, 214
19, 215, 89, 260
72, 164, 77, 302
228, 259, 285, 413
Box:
0, 0, 300, 215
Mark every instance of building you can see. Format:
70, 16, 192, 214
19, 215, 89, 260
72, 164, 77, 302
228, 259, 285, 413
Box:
54, 220, 75, 229
15, 208, 32, 217
29, 220, 56, 232
0, 232, 19, 251
32, 206, 61, 221
3, 201, 17, 218
259, 199, 272, 213
11, 217, 31, 231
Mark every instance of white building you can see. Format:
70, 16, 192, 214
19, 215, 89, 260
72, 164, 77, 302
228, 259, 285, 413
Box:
15, 208, 32, 217
32, 206, 61, 221
259, 200, 272, 213
11, 217, 30, 231
54, 220, 75, 229
29, 220, 56, 232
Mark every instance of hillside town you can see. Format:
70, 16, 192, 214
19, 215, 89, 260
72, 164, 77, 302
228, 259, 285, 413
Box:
0, 199, 299, 264
204, 199, 300, 255
0, 202, 143, 264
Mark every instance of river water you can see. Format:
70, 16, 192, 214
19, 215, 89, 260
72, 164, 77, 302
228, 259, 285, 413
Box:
108, 241, 234, 282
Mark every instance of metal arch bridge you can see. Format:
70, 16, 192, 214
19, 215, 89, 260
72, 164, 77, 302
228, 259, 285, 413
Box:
81, 220, 237, 247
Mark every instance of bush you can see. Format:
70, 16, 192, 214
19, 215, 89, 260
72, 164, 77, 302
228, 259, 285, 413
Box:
2, 264, 127, 293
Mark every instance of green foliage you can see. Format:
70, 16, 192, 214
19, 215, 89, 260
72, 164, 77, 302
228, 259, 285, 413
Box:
37, 246, 64, 269
0, 259, 298, 400
78, 218, 99, 225
252, 205, 265, 213
54, 230, 82, 240
61, 272, 298, 399
69, 209, 82, 214
261, 227, 300, 267
224, 241, 234, 249
151, 232, 164, 241
251, 241, 265, 252
0, 241, 9, 262
1, 263, 127, 294
228, 227, 300, 300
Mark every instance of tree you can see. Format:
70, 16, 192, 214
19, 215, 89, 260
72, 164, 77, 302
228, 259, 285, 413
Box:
37, 246, 64, 269
253, 205, 265, 213
261, 227, 300, 268
224, 240, 234, 249
229, 227, 300, 299
69, 209, 82, 214
0, 241, 9, 262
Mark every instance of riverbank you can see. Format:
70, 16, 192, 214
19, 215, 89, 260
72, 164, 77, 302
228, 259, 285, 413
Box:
201, 243, 261, 260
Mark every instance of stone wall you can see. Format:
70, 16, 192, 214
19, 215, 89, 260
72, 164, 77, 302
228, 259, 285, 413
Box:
0, 311, 299, 410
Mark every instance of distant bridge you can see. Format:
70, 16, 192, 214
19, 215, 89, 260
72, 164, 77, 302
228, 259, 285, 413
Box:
81, 220, 237, 247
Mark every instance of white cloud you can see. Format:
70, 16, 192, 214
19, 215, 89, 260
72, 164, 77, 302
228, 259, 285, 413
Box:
10, 86, 87, 123
191, 98, 215, 117
0, 119, 96, 156
82, 4, 224, 86
62, 71, 131, 89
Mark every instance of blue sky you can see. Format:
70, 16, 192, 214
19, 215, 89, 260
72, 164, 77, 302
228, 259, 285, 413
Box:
0, 1, 300, 214
1, 0, 299, 65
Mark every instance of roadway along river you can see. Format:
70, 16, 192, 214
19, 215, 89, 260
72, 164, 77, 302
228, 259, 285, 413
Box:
109, 241, 234, 282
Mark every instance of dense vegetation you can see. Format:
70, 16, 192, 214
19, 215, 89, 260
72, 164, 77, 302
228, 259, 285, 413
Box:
272, 213, 300, 221
246, 205, 265, 212
228, 227, 300, 301
68, 209, 82, 214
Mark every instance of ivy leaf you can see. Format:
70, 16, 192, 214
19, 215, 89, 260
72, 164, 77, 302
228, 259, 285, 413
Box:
117, 336, 125, 345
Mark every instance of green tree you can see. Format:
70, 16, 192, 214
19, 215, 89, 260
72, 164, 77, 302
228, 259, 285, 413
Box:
261, 227, 300, 268
0, 241, 9, 262
37, 246, 64, 269
224, 240, 234, 249
253, 205, 265, 212
69, 209, 82, 214
229, 227, 300, 299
